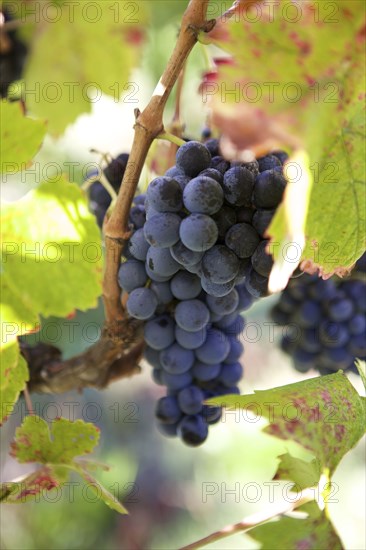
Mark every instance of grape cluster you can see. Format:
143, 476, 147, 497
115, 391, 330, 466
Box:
0, 9, 28, 98
87, 153, 129, 228
118, 140, 289, 445
271, 256, 366, 375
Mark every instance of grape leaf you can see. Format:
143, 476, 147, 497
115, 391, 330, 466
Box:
24, 1, 148, 134
248, 501, 344, 550
208, 371, 366, 474
10, 416, 99, 464
273, 453, 321, 491
4, 416, 127, 512
0, 176, 103, 347
206, 0, 366, 275
0, 467, 62, 504
0, 100, 46, 173
0, 341, 29, 425
76, 468, 127, 514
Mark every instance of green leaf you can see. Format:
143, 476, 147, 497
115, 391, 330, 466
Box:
0, 100, 46, 173
1, 176, 103, 346
209, 371, 366, 474
248, 501, 344, 550
0, 341, 29, 425
76, 469, 127, 514
274, 453, 321, 491
24, 1, 148, 134
5, 416, 127, 513
0, 466, 64, 504
10, 416, 99, 464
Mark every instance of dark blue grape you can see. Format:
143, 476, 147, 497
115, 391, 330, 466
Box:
146, 247, 180, 277
225, 223, 260, 259
150, 281, 173, 305
178, 386, 204, 414
144, 315, 175, 350
219, 362, 243, 386
170, 240, 204, 267
252, 209, 275, 237
104, 153, 129, 190
179, 214, 218, 252
118, 260, 148, 292
201, 276, 235, 298
146, 176, 183, 212
210, 156, 230, 174
174, 299, 210, 332
161, 370, 193, 391
222, 166, 254, 207
143, 212, 181, 248
244, 268, 269, 298
192, 361, 221, 382
126, 287, 158, 320
183, 176, 224, 215
257, 154, 282, 172
212, 206, 237, 238
170, 271, 201, 300
206, 289, 239, 316
175, 326, 207, 350
253, 170, 287, 209
129, 204, 146, 229
160, 343, 195, 374
144, 346, 161, 368
155, 395, 182, 424
128, 228, 149, 260
196, 328, 230, 364
327, 296, 354, 322
251, 240, 273, 277
176, 141, 211, 177
177, 415, 209, 446
202, 245, 240, 284
224, 337, 244, 363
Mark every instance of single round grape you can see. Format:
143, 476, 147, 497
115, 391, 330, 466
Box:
183, 176, 224, 215
233, 259, 252, 285
118, 260, 148, 292
126, 287, 158, 320
224, 337, 244, 363
155, 396, 182, 424
236, 284, 254, 312
224, 314, 246, 336
144, 315, 175, 350
257, 154, 282, 172
104, 153, 129, 189
206, 289, 239, 316
199, 168, 223, 183
202, 405, 222, 424
192, 361, 221, 382
177, 415, 209, 446
143, 212, 181, 248
196, 328, 230, 364
146, 247, 181, 277
161, 370, 193, 391
319, 321, 350, 348
170, 271, 202, 300
349, 333, 366, 356
202, 245, 240, 284
165, 165, 185, 178
222, 166, 254, 207
160, 343, 195, 374
225, 223, 260, 259
170, 240, 204, 267
176, 141, 211, 177
251, 240, 274, 277
179, 214, 218, 252
146, 176, 183, 212
89, 182, 111, 209
348, 314, 366, 335
252, 208, 275, 237
174, 299, 210, 332
178, 386, 204, 415
145, 263, 172, 283
175, 326, 207, 350
271, 150, 289, 164
294, 300, 322, 328
129, 204, 146, 229
128, 228, 150, 260
327, 296, 355, 322
322, 347, 354, 369
204, 138, 219, 156
210, 156, 230, 174
219, 362, 243, 386
214, 311, 238, 330
201, 276, 236, 297
244, 268, 269, 298
253, 170, 287, 208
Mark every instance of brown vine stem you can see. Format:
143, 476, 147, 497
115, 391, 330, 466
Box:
102, 0, 215, 331
179, 491, 314, 550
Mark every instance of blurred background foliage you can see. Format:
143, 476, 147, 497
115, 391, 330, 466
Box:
0, 1, 365, 549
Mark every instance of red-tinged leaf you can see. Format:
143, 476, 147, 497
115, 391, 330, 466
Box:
0, 466, 62, 504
